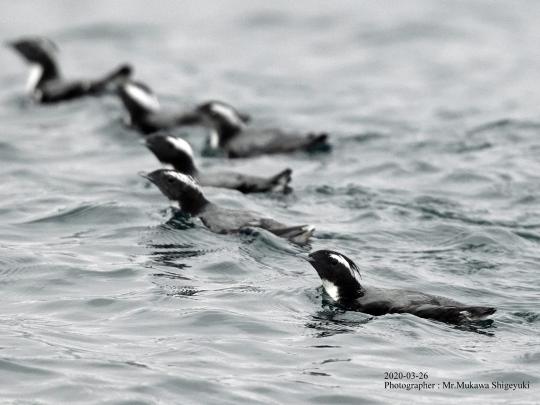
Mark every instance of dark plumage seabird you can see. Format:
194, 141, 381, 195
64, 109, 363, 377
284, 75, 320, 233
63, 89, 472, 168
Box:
6, 36, 132, 103
117, 80, 250, 135
186, 101, 331, 158
117, 80, 329, 155
305, 250, 497, 325
145, 133, 292, 194
141, 169, 314, 245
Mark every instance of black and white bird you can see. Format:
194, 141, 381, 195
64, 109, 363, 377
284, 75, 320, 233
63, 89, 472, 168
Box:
6, 36, 132, 103
141, 169, 314, 245
186, 101, 331, 158
117, 80, 250, 135
306, 250, 496, 325
145, 134, 292, 194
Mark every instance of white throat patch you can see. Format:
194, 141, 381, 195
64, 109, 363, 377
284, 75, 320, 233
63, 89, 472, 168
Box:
208, 129, 220, 150
26, 64, 43, 93
322, 279, 340, 302
209, 102, 243, 127
166, 137, 193, 157
124, 83, 160, 111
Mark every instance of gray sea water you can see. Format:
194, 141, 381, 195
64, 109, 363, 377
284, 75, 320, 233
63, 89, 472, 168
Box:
1, 1, 539, 404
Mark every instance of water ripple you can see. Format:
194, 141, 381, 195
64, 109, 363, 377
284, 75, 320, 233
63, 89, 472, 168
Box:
1, 1, 539, 404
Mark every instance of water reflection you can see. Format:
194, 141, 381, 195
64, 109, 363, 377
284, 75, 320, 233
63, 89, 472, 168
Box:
306, 293, 373, 338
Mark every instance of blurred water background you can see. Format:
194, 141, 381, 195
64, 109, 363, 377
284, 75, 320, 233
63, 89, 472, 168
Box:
0, 1, 539, 403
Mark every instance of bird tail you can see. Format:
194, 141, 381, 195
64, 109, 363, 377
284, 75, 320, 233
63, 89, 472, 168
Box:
272, 224, 315, 245
411, 305, 496, 324
459, 306, 497, 320
306, 133, 331, 152
89, 64, 133, 94
270, 168, 293, 193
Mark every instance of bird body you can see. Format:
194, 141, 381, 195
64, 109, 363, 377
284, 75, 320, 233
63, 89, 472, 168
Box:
143, 169, 313, 244
8, 37, 132, 103
118, 81, 249, 135
306, 250, 496, 324
192, 101, 331, 158
145, 134, 292, 193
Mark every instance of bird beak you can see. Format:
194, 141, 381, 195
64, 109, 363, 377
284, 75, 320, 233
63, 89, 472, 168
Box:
239, 112, 251, 123
138, 171, 152, 182
44, 38, 59, 53
4, 40, 16, 49
298, 253, 315, 263
141, 138, 153, 148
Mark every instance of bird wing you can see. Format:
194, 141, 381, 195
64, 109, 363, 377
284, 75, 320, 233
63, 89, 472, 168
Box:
40, 80, 89, 102
198, 171, 264, 192
405, 304, 495, 324
200, 168, 292, 194
226, 128, 313, 157
198, 205, 260, 233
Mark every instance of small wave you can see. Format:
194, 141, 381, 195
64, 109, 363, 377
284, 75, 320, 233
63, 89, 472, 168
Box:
0, 358, 58, 377
306, 307, 373, 338
446, 140, 493, 153
346, 131, 387, 143
20, 202, 139, 226
240, 10, 292, 28
54, 22, 159, 41
512, 311, 539, 323
466, 118, 540, 136
357, 22, 464, 46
